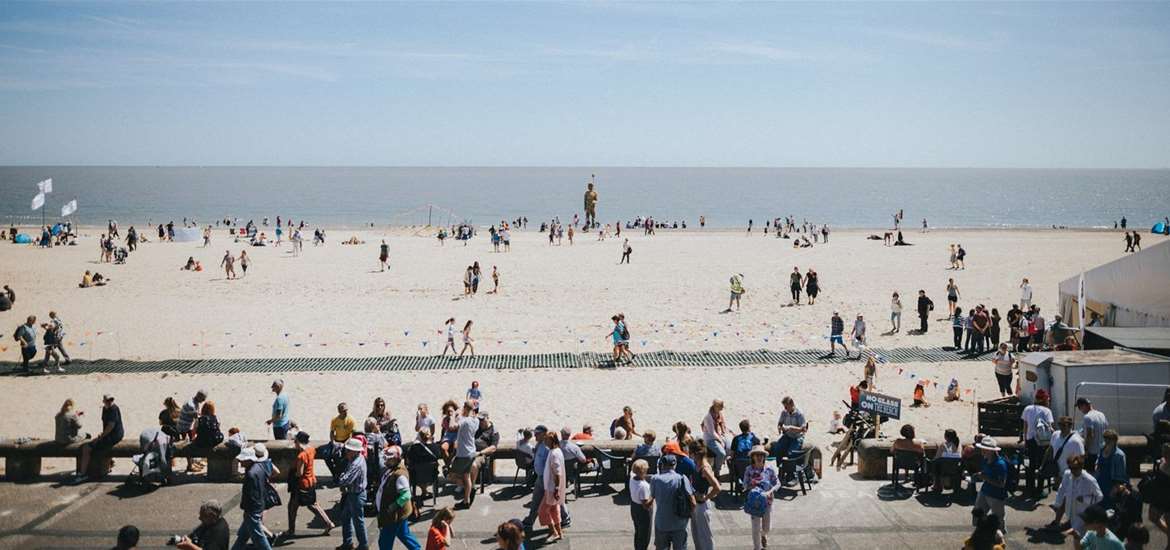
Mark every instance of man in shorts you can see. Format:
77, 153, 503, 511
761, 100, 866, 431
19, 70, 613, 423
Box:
829, 311, 848, 356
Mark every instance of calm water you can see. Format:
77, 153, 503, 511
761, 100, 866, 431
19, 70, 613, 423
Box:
1, 166, 1167, 229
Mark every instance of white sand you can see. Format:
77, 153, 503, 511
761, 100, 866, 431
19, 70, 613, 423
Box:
0, 227, 1143, 448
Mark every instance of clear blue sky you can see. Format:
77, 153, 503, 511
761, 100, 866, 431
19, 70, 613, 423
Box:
1, 2, 1168, 168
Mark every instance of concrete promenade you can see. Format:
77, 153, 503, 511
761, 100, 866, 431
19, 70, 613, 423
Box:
3, 465, 1162, 549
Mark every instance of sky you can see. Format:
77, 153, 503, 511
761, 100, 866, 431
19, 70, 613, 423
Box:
1, 2, 1168, 168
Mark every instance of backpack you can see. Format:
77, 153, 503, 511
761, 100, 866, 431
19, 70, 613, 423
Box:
620, 324, 630, 340
744, 480, 773, 517
673, 477, 694, 519
732, 434, 755, 456
1034, 416, 1054, 445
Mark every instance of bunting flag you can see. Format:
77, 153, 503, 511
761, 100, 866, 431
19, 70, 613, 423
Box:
37, 178, 53, 194
31, 192, 45, 211
61, 199, 78, 217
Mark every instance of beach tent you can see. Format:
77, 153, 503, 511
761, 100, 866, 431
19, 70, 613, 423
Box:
1059, 239, 1170, 328
171, 227, 202, 243
1154, 222, 1167, 235
12, 233, 31, 244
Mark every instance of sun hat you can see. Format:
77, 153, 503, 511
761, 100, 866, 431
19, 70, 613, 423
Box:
975, 436, 1001, 452
343, 438, 364, 453
749, 445, 768, 457
236, 446, 258, 462
253, 443, 268, 460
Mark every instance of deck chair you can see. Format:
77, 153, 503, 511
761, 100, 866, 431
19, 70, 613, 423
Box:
780, 448, 815, 496
891, 450, 927, 493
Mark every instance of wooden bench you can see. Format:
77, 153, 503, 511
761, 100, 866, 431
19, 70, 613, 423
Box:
0, 436, 640, 483
855, 436, 1149, 480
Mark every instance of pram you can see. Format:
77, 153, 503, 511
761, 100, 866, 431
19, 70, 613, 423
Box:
129, 428, 173, 486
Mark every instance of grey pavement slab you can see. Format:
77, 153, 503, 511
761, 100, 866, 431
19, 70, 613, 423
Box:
0, 468, 1165, 549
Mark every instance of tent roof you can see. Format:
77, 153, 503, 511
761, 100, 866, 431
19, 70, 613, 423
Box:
1085, 327, 1170, 352
1059, 239, 1170, 323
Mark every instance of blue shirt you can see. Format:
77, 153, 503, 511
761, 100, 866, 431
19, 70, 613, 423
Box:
534, 443, 549, 479
980, 455, 1008, 500
649, 470, 694, 532
1093, 447, 1127, 492
674, 455, 697, 481
271, 394, 290, 428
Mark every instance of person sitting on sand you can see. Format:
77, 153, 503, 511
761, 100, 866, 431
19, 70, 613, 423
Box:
79, 271, 107, 288
912, 381, 930, 408
894, 231, 911, 246
183, 256, 197, 270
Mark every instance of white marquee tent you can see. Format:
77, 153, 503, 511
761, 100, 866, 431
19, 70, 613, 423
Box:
1059, 239, 1170, 328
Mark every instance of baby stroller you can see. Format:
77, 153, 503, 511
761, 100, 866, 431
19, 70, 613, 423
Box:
129, 428, 173, 486
113, 247, 129, 264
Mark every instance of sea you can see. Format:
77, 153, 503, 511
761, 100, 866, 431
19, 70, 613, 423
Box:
1, 166, 1168, 229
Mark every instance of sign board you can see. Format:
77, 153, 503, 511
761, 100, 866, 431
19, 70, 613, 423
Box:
859, 391, 901, 420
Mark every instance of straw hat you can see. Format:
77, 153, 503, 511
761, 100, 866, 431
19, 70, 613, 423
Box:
236, 446, 258, 462
343, 438, 364, 453
749, 445, 768, 457
975, 437, 1001, 452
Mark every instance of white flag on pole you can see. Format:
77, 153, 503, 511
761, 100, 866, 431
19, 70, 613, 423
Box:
61, 199, 78, 217
31, 192, 45, 211
37, 178, 53, 194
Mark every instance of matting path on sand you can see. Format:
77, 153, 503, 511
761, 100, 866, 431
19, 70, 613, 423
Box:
0, 346, 983, 375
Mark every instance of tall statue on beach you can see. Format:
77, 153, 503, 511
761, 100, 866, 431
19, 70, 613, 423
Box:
583, 175, 599, 227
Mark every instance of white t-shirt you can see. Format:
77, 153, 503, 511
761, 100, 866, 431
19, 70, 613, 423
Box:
1021, 404, 1054, 442
629, 475, 651, 505
993, 352, 1014, 376
1050, 431, 1085, 475
1055, 471, 1102, 536
1080, 410, 1109, 455
1021, 284, 1033, 301
701, 412, 719, 440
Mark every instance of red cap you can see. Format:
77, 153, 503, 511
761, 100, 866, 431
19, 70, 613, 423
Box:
1035, 389, 1049, 401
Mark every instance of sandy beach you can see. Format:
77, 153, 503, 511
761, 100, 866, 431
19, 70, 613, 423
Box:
0, 226, 1149, 450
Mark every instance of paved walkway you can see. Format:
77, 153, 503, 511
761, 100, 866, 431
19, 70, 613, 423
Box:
0, 346, 987, 376
2, 465, 1158, 549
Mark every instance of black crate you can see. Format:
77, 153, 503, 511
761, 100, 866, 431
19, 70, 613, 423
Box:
978, 396, 1023, 437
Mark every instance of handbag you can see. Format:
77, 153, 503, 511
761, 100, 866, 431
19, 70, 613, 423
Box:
1040, 435, 1071, 479
264, 481, 282, 510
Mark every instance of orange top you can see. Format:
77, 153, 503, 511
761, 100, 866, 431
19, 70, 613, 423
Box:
296, 447, 317, 490
913, 385, 925, 400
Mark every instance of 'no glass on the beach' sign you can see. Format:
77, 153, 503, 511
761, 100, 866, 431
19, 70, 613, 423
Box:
859, 391, 902, 420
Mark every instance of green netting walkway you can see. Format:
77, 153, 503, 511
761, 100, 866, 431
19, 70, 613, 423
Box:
0, 346, 985, 375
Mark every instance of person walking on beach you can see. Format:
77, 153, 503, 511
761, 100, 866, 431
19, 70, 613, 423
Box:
458, 320, 475, 359
618, 313, 636, 363
922, 218, 928, 233
126, 226, 138, 252
15, 315, 37, 373
203, 226, 212, 247
238, 250, 250, 278
956, 244, 967, 269
441, 318, 457, 357
1124, 232, 1133, 253
620, 238, 632, 264
805, 268, 819, 305
726, 274, 746, 312
471, 262, 481, 294
609, 315, 625, 364
379, 240, 389, 271
1020, 278, 1033, 310
1132, 231, 1141, 252
890, 292, 903, 333
747, 219, 753, 235
41, 311, 70, 372
850, 314, 867, 358
829, 312, 848, 356
463, 266, 473, 296
789, 267, 802, 305
220, 250, 236, 280
949, 244, 958, 270
917, 290, 934, 333
489, 266, 499, 294
945, 278, 960, 318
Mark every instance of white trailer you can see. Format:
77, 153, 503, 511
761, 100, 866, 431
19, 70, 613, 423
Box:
1018, 348, 1170, 436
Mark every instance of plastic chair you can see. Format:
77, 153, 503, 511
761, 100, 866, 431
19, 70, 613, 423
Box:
780, 448, 815, 496
512, 453, 535, 488
891, 449, 926, 493
408, 461, 440, 509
